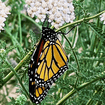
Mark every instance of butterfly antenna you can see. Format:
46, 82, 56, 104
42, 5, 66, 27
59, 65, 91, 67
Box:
58, 24, 81, 35
42, 14, 48, 27
46, 14, 50, 28
47, 20, 49, 28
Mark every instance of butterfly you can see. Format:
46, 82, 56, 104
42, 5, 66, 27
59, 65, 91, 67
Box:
28, 16, 68, 104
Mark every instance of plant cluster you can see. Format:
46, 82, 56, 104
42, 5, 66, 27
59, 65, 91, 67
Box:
0, 0, 105, 105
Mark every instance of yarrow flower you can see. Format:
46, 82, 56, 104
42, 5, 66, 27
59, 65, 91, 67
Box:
25, 0, 75, 29
100, 13, 105, 24
0, 0, 11, 32
0, 48, 5, 54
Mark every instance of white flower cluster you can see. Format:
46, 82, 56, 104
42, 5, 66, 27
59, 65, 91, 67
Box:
100, 13, 105, 24
25, 0, 75, 29
0, 0, 11, 32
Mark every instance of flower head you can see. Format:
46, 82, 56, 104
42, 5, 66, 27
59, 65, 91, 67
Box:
100, 13, 105, 24
0, 48, 5, 54
0, 0, 11, 32
25, 0, 75, 28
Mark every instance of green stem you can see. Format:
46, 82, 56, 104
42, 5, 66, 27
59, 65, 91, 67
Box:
80, 36, 86, 50
5, 59, 29, 97
72, 16, 79, 47
5, 59, 35, 105
86, 86, 102, 105
95, 101, 102, 105
21, 10, 105, 33
79, 57, 105, 61
18, 12, 22, 45
95, 53, 103, 67
56, 10, 105, 32
90, 0, 101, 55
1, 49, 34, 88
4, 27, 25, 55
21, 13, 42, 30
55, 11, 105, 72
72, 26, 77, 47
62, 34, 79, 86
63, 35, 80, 73
56, 71, 105, 105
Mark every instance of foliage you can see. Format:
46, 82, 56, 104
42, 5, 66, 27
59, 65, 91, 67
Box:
15, 94, 27, 105
0, 0, 105, 105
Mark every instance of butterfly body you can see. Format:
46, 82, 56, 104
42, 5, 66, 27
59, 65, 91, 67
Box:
42, 27, 57, 41
28, 26, 68, 104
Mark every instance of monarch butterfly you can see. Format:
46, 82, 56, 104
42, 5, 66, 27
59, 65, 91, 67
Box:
28, 16, 68, 104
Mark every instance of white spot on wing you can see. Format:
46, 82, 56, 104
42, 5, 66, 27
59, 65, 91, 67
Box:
30, 78, 32, 81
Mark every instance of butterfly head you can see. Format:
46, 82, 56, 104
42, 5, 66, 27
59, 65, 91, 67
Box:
42, 27, 57, 42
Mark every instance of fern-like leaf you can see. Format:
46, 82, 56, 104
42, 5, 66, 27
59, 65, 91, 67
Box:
88, 22, 105, 42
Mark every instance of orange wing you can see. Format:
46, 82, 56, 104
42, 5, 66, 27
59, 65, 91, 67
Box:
28, 27, 68, 104
28, 38, 50, 104
29, 79, 50, 104
34, 39, 68, 87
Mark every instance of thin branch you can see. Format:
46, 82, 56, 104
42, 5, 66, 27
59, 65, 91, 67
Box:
86, 86, 102, 105
21, 13, 42, 30
56, 71, 105, 105
18, 12, 22, 44
5, 59, 35, 105
55, 10, 105, 32
63, 35, 80, 74
1, 49, 34, 88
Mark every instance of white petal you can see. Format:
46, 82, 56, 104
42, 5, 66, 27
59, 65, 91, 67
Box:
100, 17, 104, 21
35, 19, 40, 23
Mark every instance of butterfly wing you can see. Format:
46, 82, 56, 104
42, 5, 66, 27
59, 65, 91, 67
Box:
35, 38, 68, 87
28, 39, 50, 104
28, 27, 68, 104
29, 76, 50, 104
28, 37, 45, 77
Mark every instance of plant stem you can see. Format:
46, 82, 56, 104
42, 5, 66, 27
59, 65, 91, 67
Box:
79, 57, 105, 61
1, 49, 34, 88
21, 10, 105, 33
4, 27, 25, 56
90, 0, 101, 55
72, 26, 77, 47
56, 71, 105, 105
21, 13, 42, 30
72, 16, 79, 47
5, 59, 35, 105
18, 12, 22, 45
56, 10, 105, 32
63, 34, 80, 86
63, 35, 80, 73
86, 86, 102, 105
5, 59, 29, 97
